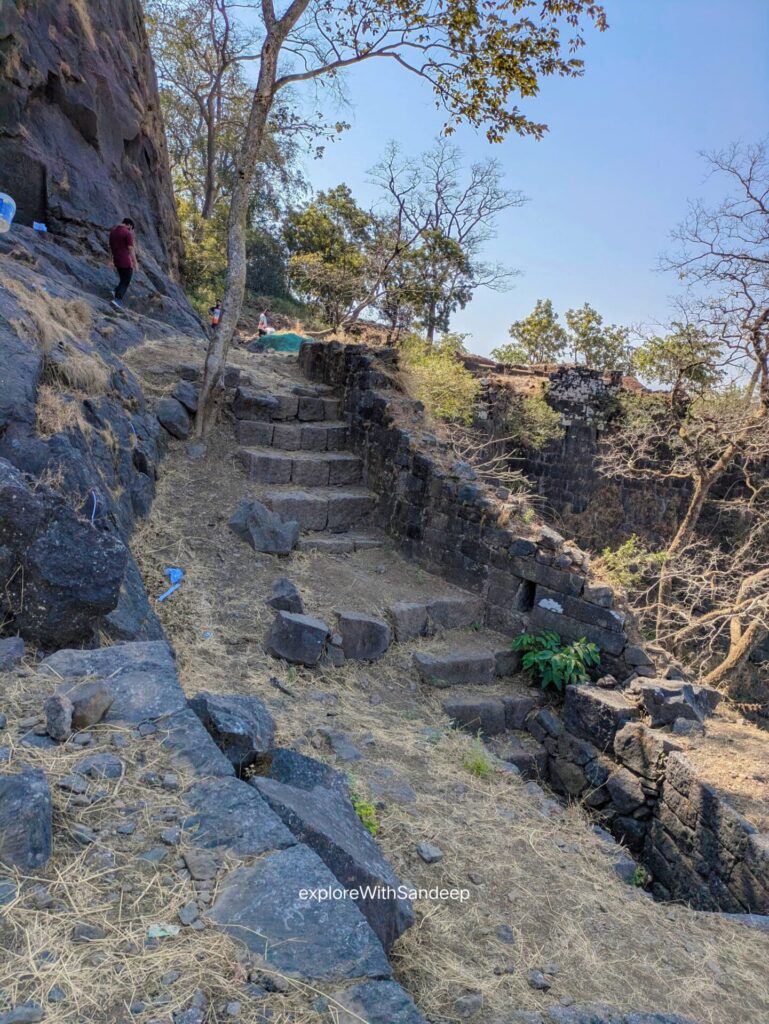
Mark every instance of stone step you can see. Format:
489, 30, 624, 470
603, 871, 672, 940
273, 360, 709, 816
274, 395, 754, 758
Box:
235, 419, 348, 452
413, 647, 513, 688
297, 534, 385, 553
232, 387, 340, 423
240, 448, 362, 487
265, 487, 375, 533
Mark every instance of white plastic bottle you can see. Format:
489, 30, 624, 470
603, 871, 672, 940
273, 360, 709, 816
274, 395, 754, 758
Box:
0, 193, 16, 233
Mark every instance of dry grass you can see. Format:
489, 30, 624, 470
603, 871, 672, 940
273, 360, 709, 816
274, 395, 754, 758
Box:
6, 278, 93, 351
0, 671, 338, 1024
44, 347, 111, 394
36, 384, 91, 438
127, 354, 769, 1024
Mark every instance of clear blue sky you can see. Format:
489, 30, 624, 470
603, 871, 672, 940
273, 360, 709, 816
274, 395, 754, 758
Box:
285, 0, 768, 356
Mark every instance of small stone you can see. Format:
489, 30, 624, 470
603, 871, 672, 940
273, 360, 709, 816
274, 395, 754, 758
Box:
29, 885, 53, 909
75, 753, 124, 780
71, 732, 94, 746
116, 822, 136, 836
178, 901, 200, 926
45, 694, 74, 741
527, 969, 552, 991
0, 713, 7, 730
496, 924, 516, 944
454, 992, 484, 1018
139, 847, 168, 864
110, 733, 128, 749
543, 962, 560, 975
46, 985, 66, 1004
183, 849, 219, 881
161, 970, 181, 986
0, 1004, 44, 1023
161, 828, 181, 845
73, 922, 106, 942
416, 842, 443, 864
56, 774, 88, 794
225, 1001, 241, 1017
162, 773, 180, 791
671, 717, 705, 736
468, 871, 484, 885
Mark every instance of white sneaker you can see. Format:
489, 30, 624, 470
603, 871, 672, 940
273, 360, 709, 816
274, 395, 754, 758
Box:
110, 298, 123, 310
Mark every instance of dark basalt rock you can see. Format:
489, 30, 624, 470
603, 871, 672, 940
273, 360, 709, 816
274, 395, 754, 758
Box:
0, 458, 128, 647
188, 691, 276, 770
0, 767, 52, 871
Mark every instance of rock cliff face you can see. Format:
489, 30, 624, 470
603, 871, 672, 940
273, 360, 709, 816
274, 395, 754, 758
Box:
0, 1, 204, 648
0, 0, 182, 276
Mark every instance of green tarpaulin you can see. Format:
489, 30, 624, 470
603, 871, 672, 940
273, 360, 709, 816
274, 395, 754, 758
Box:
263, 331, 313, 352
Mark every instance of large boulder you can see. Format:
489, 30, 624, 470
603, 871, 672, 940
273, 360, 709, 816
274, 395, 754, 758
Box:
0, 768, 52, 871
267, 577, 304, 614
335, 611, 391, 662
265, 611, 330, 666
0, 459, 128, 647
252, 747, 350, 796
209, 845, 391, 980
183, 776, 295, 855
228, 498, 299, 555
562, 685, 640, 750
329, 982, 427, 1024
252, 770, 414, 952
627, 679, 722, 727
188, 691, 275, 770
155, 396, 191, 440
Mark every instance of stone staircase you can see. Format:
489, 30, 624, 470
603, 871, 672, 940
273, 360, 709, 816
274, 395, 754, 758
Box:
233, 382, 380, 541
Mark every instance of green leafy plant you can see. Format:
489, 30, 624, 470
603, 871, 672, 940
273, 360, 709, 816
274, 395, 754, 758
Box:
512, 630, 600, 692
632, 865, 649, 888
350, 792, 379, 836
461, 741, 493, 778
599, 535, 666, 590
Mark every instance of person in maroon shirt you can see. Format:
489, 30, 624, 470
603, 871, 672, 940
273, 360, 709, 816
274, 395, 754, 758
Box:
108, 218, 137, 309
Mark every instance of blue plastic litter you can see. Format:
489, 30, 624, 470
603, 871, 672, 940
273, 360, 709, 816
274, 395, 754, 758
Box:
33, 222, 47, 232
157, 567, 184, 602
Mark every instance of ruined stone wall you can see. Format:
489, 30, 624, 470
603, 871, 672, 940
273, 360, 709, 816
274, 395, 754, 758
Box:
300, 340, 769, 913
523, 687, 769, 913
300, 341, 647, 679
479, 365, 691, 549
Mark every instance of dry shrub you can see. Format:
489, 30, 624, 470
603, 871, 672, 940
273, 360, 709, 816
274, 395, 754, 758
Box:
36, 385, 90, 438
44, 347, 111, 394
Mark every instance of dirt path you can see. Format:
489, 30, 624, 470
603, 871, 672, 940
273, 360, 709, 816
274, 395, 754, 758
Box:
133, 345, 769, 1024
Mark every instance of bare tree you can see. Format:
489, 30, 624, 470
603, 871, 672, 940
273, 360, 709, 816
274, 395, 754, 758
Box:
191, 0, 607, 434
600, 141, 769, 690
371, 141, 525, 341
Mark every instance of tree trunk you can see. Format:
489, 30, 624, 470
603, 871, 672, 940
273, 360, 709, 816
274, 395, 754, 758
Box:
201, 100, 217, 220
194, 43, 279, 436
655, 474, 709, 635
701, 618, 767, 690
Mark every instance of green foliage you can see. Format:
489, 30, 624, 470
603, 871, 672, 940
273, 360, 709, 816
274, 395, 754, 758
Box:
512, 630, 601, 692
564, 303, 632, 371
631, 322, 724, 391
522, 507, 536, 525
350, 791, 379, 836
493, 299, 567, 364
283, 185, 374, 328
498, 391, 564, 450
599, 535, 666, 591
461, 742, 493, 778
632, 865, 650, 887
494, 299, 631, 371
400, 334, 481, 424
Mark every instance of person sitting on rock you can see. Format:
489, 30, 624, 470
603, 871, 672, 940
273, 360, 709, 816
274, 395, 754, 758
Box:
209, 300, 222, 329
258, 310, 270, 337
109, 217, 137, 309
